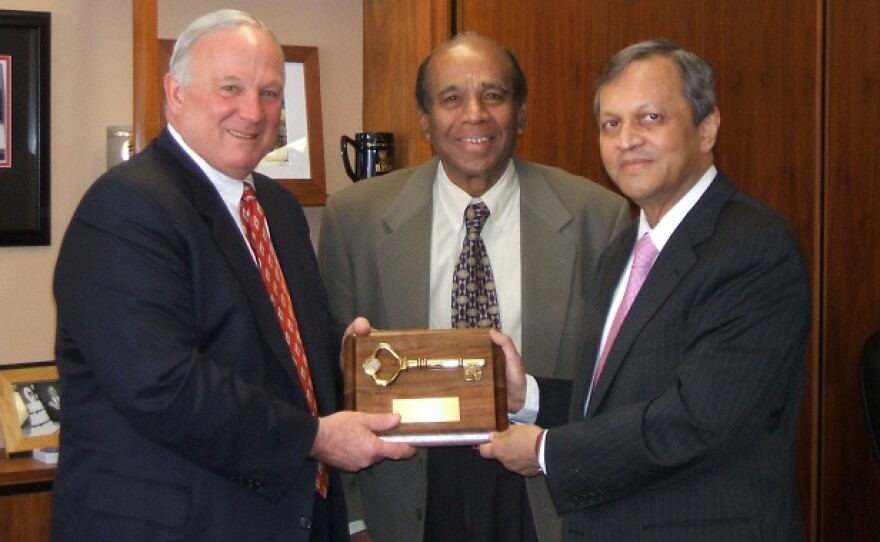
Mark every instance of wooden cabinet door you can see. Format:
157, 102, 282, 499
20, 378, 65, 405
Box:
822, 0, 880, 540
363, 0, 451, 169
457, 2, 821, 535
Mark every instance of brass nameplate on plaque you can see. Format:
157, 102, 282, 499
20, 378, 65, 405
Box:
343, 328, 508, 446
393, 397, 460, 423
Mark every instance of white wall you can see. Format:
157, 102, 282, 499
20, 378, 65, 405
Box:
0, 0, 362, 365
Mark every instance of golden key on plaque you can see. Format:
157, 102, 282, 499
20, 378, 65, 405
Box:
363, 342, 485, 387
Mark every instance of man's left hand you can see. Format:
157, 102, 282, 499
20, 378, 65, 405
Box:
489, 328, 527, 412
340, 317, 373, 369
479, 423, 544, 477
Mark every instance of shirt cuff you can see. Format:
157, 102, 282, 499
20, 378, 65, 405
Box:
508, 374, 539, 424
348, 520, 367, 535
538, 429, 548, 474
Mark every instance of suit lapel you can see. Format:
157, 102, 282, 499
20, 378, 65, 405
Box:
573, 225, 635, 416
375, 161, 436, 328
585, 173, 737, 416
517, 160, 577, 377
258, 177, 342, 412
155, 130, 307, 396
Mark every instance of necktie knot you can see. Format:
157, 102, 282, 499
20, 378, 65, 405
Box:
241, 182, 257, 203
632, 233, 659, 270
464, 202, 490, 234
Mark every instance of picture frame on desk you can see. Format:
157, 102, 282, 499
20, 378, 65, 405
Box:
0, 363, 59, 456
0, 10, 50, 246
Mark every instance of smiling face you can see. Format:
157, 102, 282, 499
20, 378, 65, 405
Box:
164, 25, 284, 180
597, 55, 720, 226
418, 37, 526, 196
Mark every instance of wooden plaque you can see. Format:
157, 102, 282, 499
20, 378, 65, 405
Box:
343, 328, 508, 446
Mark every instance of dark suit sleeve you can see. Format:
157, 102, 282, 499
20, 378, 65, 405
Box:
545, 220, 810, 512
535, 377, 574, 427
54, 175, 318, 501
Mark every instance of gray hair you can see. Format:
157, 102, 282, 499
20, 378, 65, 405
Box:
169, 9, 280, 86
415, 32, 528, 113
593, 39, 716, 125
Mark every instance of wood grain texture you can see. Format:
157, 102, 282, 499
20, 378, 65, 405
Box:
361, 1, 880, 538
457, 0, 821, 536
343, 329, 506, 439
0, 455, 53, 542
362, 0, 451, 169
0, 487, 52, 542
822, 0, 880, 539
132, 0, 160, 153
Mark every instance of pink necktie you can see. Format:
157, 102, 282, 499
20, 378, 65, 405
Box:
592, 234, 659, 386
240, 183, 328, 498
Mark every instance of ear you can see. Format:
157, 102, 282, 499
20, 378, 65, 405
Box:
418, 109, 431, 140
698, 107, 720, 153
164, 72, 183, 116
516, 104, 527, 135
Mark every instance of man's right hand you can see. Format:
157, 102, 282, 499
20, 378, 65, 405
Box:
490, 329, 527, 413
311, 411, 415, 471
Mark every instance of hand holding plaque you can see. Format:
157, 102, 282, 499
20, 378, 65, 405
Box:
343, 328, 508, 446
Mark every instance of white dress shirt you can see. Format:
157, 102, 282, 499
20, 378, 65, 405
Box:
427, 160, 541, 421
429, 159, 522, 347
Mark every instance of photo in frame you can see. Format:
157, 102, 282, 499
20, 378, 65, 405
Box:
0, 10, 50, 246
0, 363, 60, 456
157, 41, 326, 206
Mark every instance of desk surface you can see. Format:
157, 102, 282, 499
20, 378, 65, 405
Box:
0, 453, 56, 487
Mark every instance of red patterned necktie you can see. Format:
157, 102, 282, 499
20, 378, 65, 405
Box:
452, 201, 501, 329
592, 233, 659, 387
240, 182, 328, 498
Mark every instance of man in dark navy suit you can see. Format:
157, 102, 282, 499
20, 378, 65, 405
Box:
481, 40, 810, 541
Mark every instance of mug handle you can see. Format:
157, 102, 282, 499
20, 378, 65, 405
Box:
340, 135, 358, 182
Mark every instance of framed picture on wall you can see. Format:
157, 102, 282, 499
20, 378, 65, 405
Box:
0, 363, 60, 456
0, 10, 50, 246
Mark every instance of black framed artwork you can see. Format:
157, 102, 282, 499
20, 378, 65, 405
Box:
0, 10, 50, 246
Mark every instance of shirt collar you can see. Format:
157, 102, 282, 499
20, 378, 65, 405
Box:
638, 165, 717, 250
167, 124, 251, 204
435, 159, 518, 227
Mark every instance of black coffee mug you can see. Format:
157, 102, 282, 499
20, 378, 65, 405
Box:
340, 132, 395, 182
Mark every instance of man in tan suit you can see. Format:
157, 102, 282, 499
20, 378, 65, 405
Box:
318, 33, 630, 542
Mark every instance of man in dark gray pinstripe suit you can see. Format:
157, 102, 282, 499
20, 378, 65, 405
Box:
481, 40, 810, 541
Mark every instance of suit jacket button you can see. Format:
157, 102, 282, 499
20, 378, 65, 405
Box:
299, 516, 312, 529
415, 508, 424, 520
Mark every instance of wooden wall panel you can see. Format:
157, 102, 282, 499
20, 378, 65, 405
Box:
458, 0, 822, 535
132, 0, 160, 153
822, 0, 880, 540
456, 0, 822, 236
0, 487, 52, 542
364, 0, 880, 538
362, 0, 451, 169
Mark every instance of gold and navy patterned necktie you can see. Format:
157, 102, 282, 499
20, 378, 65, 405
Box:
451, 201, 501, 330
